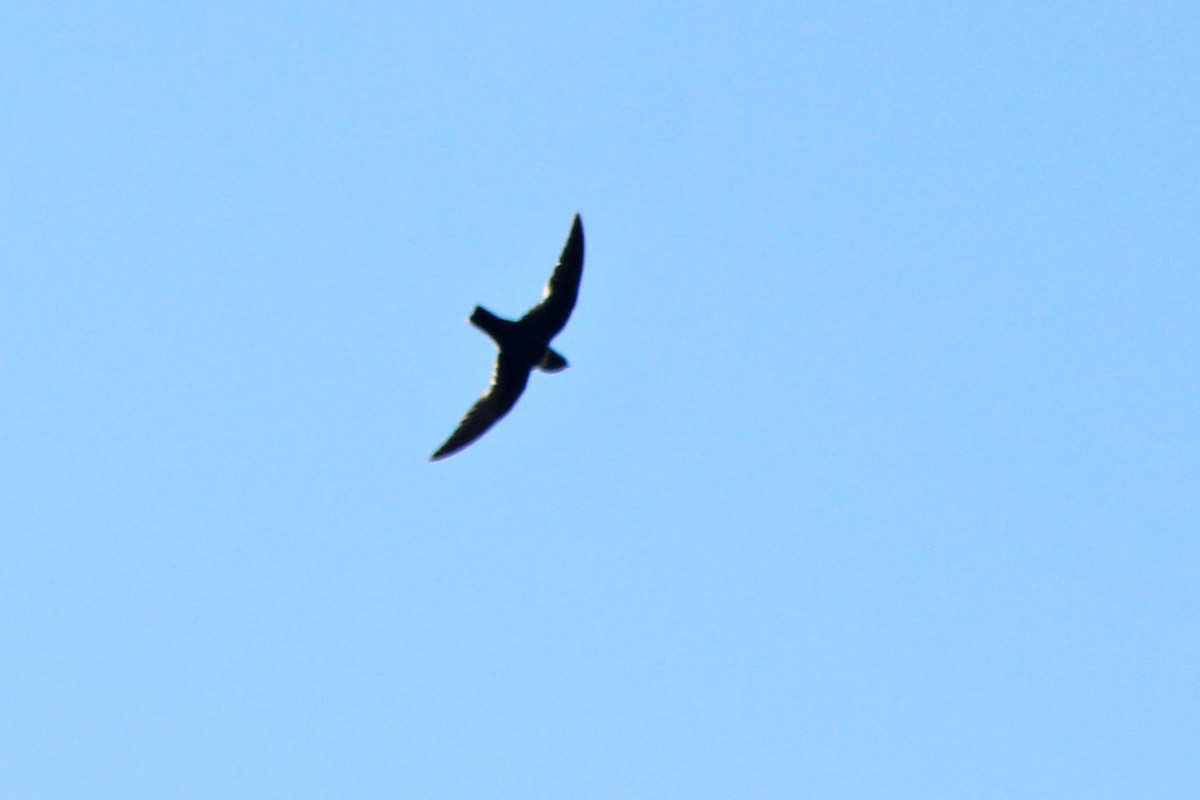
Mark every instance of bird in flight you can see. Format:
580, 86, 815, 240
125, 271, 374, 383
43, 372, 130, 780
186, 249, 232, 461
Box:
430, 214, 585, 461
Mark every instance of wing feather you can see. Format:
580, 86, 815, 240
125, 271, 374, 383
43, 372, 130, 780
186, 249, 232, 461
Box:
518, 214, 584, 338
429, 353, 531, 460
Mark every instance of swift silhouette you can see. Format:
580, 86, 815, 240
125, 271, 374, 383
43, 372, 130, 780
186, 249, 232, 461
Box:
430, 214, 584, 461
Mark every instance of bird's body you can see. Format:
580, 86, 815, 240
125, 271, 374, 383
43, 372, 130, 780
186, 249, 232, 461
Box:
430, 214, 584, 461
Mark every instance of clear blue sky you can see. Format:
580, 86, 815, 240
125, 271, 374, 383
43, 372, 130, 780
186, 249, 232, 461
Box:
3, 2, 1196, 797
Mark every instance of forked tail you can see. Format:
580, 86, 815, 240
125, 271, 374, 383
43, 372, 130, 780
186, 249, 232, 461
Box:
469, 306, 513, 344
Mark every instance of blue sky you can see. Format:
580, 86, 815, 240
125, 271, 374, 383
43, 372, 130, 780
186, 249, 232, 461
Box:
2, 2, 1197, 797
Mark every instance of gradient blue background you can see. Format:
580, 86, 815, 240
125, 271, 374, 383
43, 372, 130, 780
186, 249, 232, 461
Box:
3, 2, 1197, 797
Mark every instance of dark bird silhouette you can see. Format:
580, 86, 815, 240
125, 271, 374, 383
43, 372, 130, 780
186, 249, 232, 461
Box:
430, 214, 585, 461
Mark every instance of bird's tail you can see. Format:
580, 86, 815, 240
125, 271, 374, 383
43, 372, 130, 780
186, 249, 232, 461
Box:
469, 306, 513, 343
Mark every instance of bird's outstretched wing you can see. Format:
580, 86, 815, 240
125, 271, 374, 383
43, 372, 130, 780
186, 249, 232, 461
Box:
430, 352, 531, 461
518, 214, 584, 338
